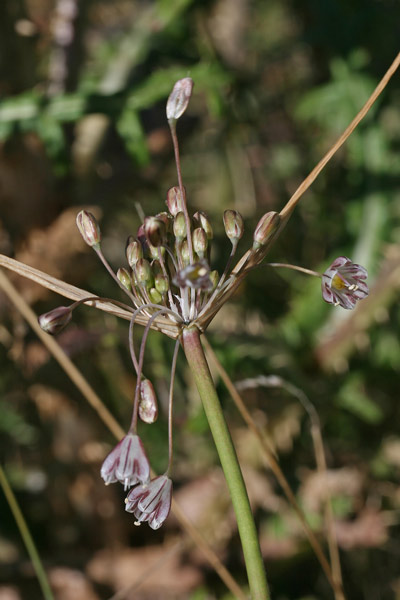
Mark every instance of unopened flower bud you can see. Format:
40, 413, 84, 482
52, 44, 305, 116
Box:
38, 305, 72, 335
210, 270, 219, 290
117, 267, 132, 291
193, 227, 208, 259
76, 210, 101, 247
166, 77, 193, 121
173, 212, 187, 241
155, 212, 171, 232
193, 210, 213, 239
166, 186, 184, 216
144, 217, 166, 247
149, 287, 162, 304
180, 240, 190, 266
253, 212, 280, 249
148, 242, 165, 261
126, 239, 143, 267
135, 258, 153, 287
223, 210, 244, 244
139, 379, 158, 424
155, 273, 169, 295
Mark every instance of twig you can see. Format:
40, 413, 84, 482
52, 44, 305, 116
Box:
0, 465, 54, 600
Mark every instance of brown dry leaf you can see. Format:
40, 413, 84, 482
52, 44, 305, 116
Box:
49, 567, 99, 600
28, 384, 93, 463
24, 328, 101, 374
0, 134, 53, 240
260, 536, 298, 561
335, 509, 388, 550
87, 545, 202, 598
299, 467, 364, 514
0, 587, 21, 600
171, 470, 234, 555
14, 206, 101, 304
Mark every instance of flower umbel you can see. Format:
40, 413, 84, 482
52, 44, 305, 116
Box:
322, 256, 369, 309
125, 475, 172, 530
100, 433, 150, 490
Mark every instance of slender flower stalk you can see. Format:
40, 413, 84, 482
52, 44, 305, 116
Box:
182, 327, 270, 600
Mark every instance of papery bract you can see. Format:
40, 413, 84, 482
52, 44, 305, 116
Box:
125, 475, 172, 530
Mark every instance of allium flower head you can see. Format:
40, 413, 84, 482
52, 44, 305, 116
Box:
101, 433, 150, 490
125, 475, 172, 530
322, 256, 369, 310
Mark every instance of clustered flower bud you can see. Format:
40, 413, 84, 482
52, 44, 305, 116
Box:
193, 227, 208, 259
76, 210, 101, 247
223, 210, 244, 244
126, 239, 143, 267
253, 211, 280, 249
117, 267, 132, 291
166, 186, 184, 216
144, 216, 166, 247
194, 211, 213, 240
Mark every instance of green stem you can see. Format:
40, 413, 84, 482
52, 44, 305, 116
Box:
182, 327, 270, 600
0, 465, 54, 600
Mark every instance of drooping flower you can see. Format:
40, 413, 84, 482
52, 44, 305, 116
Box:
322, 256, 369, 310
101, 433, 150, 490
125, 475, 172, 530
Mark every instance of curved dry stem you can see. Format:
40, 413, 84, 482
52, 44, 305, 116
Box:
0, 254, 180, 339
279, 52, 400, 222
0, 268, 245, 600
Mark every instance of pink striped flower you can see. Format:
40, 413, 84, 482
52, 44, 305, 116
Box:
322, 256, 369, 310
101, 433, 150, 490
125, 475, 172, 530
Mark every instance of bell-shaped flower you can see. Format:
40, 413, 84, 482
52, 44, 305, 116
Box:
322, 256, 369, 310
101, 433, 150, 490
125, 475, 172, 530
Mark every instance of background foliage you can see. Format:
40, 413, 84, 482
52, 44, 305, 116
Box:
1, 0, 400, 598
